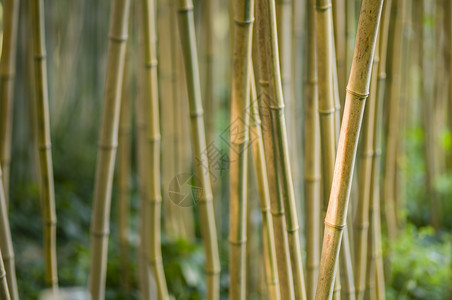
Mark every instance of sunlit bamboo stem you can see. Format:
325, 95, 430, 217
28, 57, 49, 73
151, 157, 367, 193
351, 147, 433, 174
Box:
0, 248, 10, 300
31, 0, 59, 291
89, 0, 131, 298
177, 1, 221, 298
315, 0, 384, 298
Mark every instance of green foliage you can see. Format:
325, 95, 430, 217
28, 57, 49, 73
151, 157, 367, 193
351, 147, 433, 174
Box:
386, 224, 451, 300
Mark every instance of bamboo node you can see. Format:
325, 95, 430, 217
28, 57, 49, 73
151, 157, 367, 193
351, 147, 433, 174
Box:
145, 60, 158, 69
324, 220, 346, 231
34, 54, 47, 61
228, 238, 247, 245
316, 3, 332, 11
0, 271, 6, 280
98, 142, 118, 150
91, 229, 110, 237
346, 88, 369, 100
205, 268, 221, 275
270, 209, 284, 216
361, 150, 374, 158
190, 109, 204, 118
318, 108, 335, 115
109, 34, 128, 43
0, 72, 15, 79
269, 104, 284, 111
259, 80, 270, 86
287, 225, 299, 233
304, 175, 321, 182
234, 18, 255, 26
39, 143, 52, 151
178, 4, 194, 12
378, 72, 387, 80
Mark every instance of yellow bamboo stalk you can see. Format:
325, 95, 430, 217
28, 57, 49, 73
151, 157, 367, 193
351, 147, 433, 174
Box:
229, 0, 254, 297
304, 0, 321, 298
89, 0, 131, 298
315, 0, 384, 298
177, 1, 221, 297
0, 248, 10, 300
259, 0, 307, 298
31, 0, 58, 291
0, 166, 18, 299
254, 0, 295, 296
0, 0, 20, 201
332, 0, 346, 104
250, 67, 281, 300
141, 0, 170, 297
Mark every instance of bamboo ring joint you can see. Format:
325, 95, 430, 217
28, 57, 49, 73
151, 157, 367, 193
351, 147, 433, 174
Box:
324, 220, 346, 231
346, 88, 369, 100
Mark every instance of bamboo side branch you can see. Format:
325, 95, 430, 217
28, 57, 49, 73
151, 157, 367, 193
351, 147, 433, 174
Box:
229, 0, 254, 297
31, 0, 59, 291
89, 0, 131, 298
0, 167, 17, 299
250, 68, 281, 300
315, 0, 384, 298
141, 0, 170, 297
0, 0, 20, 201
254, 0, 295, 296
304, 0, 321, 298
177, 1, 221, 298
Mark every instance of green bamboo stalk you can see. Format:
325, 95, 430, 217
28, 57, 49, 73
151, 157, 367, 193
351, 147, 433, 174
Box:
229, 0, 254, 297
315, 0, 384, 298
254, 0, 295, 296
177, 1, 221, 298
142, 0, 170, 297
304, 0, 321, 298
31, 0, 58, 291
0, 0, 20, 201
259, 0, 307, 298
250, 68, 281, 300
89, 0, 131, 298
0, 249, 10, 300
0, 166, 18, 299
117, 48, 132, 291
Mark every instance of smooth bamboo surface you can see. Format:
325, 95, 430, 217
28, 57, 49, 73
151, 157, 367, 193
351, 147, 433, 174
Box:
0, 249, 11, 300
89, 0, 131, 298
229, 0, 254, 297
0, 0, 20, 201
31, 0, 59, 291
315, 0, 384, 298
177, 1, 221, 298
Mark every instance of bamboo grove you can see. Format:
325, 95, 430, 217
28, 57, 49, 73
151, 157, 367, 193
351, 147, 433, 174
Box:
0, 0, 451, 299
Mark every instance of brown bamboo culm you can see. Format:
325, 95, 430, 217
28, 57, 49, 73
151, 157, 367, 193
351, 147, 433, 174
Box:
229, 0, 254, 297
0, 166, 18, 299
142, 0, 170, 297
89, 0, 131, 298
177, 0, 221, 298
249, 68, 281, 299
31, 0, 59, 291
304, 0, 321, 298
315, 0, 385, 298
254, 0, 295, 296
0, 0, 20, 201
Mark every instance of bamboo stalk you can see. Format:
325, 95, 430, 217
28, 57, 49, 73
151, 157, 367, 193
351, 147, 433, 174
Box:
0, 166, 18, 299
228, 0, 254, 297
0, 0, 20, 201
88, 0, 131, 298
0, 248, 10, 300
177, 1, 221, 298
141, 0, 170, 297
315, 0, 384, 298
257, 0, 307, 298
250, 68, 281, 300
332, 0, 346, 104
31, 0, 59, 291
117, 48, 132, 291
304, 0, 321, 298
254, 0, 295, 297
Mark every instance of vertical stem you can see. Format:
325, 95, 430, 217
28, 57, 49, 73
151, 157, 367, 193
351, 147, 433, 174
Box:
89, 0, 131, 298
0, 248, 10, 300
31, 0, 59, 291
177, 1, 221, 298
229, 0, 254, 297
315, 0, 384, 298
0, 0, 20, 201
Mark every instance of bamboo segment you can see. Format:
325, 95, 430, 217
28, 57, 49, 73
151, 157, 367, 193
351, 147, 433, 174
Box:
315, 0, 384, 298
254, 0, 295, 297
141, 0, 170, 297
229, 0, 254, 297
258, 0, 307, 298
177, 1, 221, 298
332, 0, 346, 104
117, 50, 131, 291
0, 166, 18, 299
89, 0, 131, 298
250, 68, 281, 300
354, 37, 379, 300
304, 0, 321, 298
31, 0, 59, 291
0, 249, 10, 300
0, 0, 20, 201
